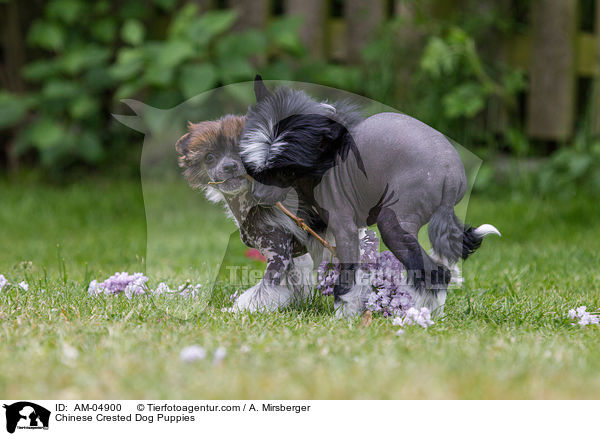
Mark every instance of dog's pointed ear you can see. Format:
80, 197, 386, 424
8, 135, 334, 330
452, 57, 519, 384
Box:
175, 120, 221, 158
174, 121, 196, 156
254, 75, 273, 102
175, 132, 191, 156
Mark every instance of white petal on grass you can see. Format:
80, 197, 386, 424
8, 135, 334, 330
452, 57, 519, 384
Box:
153, 282, 171, 296
0, 275, 8, 291
62, 343, 79, 363
88, 280, 100, 296
393, 308, 434, 334
213, 347, 227, 365
568, 306, 600, 327
18, 281, 28, 291
180, 345, 207, 363
392, 316, 404, 327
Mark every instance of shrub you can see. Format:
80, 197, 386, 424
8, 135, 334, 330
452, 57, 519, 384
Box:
0, 0, 305, 173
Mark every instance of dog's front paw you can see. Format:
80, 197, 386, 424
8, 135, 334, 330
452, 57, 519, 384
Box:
334, 299, 363, 318
232, 281, 294, 313
333, 280, 369, 318
407, 286, 447, 317
406, 264, 451, 294
283, 254, 314, 303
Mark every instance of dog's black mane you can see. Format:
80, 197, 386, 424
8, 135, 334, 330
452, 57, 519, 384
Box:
240, 86, 365, 188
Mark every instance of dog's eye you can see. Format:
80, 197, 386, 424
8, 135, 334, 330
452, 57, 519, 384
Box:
204, 153, 215, 164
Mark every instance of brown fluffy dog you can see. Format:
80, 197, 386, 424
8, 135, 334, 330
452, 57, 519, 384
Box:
175, 115, 318, 312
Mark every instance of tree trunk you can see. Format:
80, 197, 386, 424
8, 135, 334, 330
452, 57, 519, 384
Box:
0, 0, 28, 170
284, 0, 327, 58
592, 0, 600, 136
229, 0, 269, 31
527, 0, 578, 141
345, 0, 384, 63
0, 1, 26, 92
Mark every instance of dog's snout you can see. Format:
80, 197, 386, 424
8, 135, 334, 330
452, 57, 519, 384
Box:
223, 161, 238, 174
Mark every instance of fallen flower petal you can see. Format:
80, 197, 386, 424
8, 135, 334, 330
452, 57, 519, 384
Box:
86, 273, 201, 300
568, 306, 599, 327
88, 280, 100, 296
180, 345, 207, 363
213, 346, 227, 365
153, 282, 171, 296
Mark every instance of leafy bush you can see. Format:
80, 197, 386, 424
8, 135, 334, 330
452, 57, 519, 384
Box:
348, 5, 527, 154
537, 137, 600, 196
0, 0, 305, 173
0, 0, 592, 196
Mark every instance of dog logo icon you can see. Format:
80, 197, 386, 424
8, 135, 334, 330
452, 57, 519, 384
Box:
2, 402, 50, 433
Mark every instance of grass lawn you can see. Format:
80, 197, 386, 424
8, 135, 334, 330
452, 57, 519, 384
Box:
0, 177, 599, 399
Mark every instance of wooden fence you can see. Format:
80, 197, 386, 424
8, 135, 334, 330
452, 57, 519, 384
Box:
215, 0, 600, 143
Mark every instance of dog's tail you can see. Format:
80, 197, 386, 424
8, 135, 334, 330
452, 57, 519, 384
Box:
428, 206, 500, 265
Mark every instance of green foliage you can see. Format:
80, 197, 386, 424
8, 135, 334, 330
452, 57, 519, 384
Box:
420, 27, 526, 122
0, 0, 590, 190
0, 92, 35, 129
6, 0, 119, 168
537, 137, 600, 196
1, 1, 306, 172
357, 11, 527, 152
121, 19, 146, 45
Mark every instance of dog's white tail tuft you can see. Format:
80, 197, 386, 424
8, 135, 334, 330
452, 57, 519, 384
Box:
473, 224, 501, 238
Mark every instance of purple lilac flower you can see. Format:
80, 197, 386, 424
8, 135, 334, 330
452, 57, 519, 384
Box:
18, 281, 28, 291
152, 282, 171, 296
316, 261, 339, 296
0, 275, 8, 291
85, 272, 210, 298
568, 306, 600, 326
87, 275, 202, 299
88, 272, 147, 295
87, 280, 100, 296
124, 277, 147, 299
317, 229, 414, 318
100, 272, 148, 295
178, 283, 201, 299
578, 313, 599, 326
392, 307, 434, 334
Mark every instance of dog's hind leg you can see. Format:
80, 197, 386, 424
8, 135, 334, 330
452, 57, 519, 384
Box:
376, 207, 450, 315
427, 177, 500, 286
428, 206, 500, 265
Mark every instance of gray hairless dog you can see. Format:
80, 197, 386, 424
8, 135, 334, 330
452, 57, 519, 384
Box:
240, 77, 500, 317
